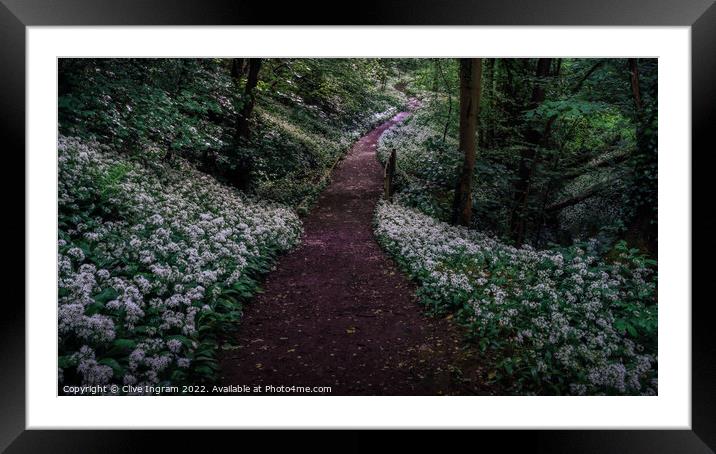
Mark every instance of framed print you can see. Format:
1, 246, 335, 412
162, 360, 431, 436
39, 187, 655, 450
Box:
4, 0, 715, 451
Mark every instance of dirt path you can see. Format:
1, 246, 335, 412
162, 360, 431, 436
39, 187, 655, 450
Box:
219, 106, 491, 395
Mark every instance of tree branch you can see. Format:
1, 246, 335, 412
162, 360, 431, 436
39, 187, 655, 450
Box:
571, 60, 605, 94
559, 150, 630, 180
546, 181, 611, 212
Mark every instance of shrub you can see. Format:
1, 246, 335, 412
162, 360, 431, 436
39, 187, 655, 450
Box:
58, 136, 302, 392
374, 201, 657, 395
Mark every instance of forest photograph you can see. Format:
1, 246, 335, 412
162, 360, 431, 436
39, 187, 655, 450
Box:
57, 57, 657, 396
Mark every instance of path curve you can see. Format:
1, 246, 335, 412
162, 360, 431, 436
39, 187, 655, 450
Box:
220, 105, 490, 395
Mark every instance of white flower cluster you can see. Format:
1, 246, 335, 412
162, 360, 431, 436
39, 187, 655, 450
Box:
375, 103, 484, 222
377, 109, 454, 171
374, 201, 657, 395
58, 136, 302, 389
369, 106, 399, 126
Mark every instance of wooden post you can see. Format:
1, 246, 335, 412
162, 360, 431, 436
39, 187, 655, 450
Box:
384, 149, 397, 202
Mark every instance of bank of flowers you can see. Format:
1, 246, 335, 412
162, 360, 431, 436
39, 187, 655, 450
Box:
58, 136, 302, 391
374, 201, 657, 395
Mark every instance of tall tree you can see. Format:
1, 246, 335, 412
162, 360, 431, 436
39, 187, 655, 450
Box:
508, 58, 553, 244
629, 58, 643, 112
626, 58, 657, 253
235, 58, 262, 141
482, 58, 496, 149
231, 58, 246, 79
436, 59, 454, 143
451, 58, 483, 227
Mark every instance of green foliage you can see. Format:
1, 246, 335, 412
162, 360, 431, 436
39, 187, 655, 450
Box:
57, 137, 302, 391
377, 58, 656, 253
59, 58, 407, 211
57, 59, 409, 391
59, 59, 227, 155
58, 57, 658, 394
376, 203, 658, 395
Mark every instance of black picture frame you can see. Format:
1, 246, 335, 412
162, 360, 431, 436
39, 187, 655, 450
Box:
3, 0, 714, 452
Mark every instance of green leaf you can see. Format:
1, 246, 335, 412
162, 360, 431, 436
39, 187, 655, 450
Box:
58, 355, 75, 369
98, 357, 124, 376
168, 335, 193, 347
112, 338, 137, 351
614, 319, 627, 332
194, 365, 214, 376
85, 302, 105, 316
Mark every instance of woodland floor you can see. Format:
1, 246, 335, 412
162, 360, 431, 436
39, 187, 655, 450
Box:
219, 103, 494, 395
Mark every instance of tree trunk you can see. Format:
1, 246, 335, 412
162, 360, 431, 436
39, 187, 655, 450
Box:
626, 58, 657, 254
483, 58, 495, 149
508, 58, 552, 244
436, 60, 453, 143
231, 58, 262, 191
432, 59, 439, 93
231, 58, 246, 79
235, 58, 262, 142
451, 58, 482, 227
629, 58, 643, 112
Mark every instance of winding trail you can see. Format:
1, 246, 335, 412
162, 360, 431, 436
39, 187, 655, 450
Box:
220, 104, 491, 395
